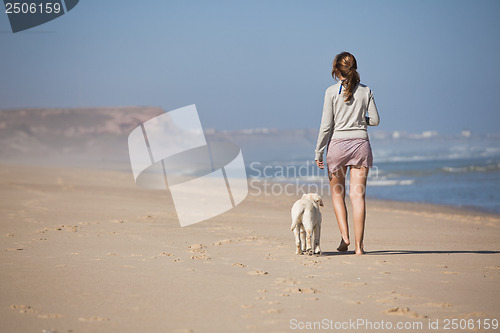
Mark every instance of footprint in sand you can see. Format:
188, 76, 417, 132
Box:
247, 270, 269, 276
190, 255, 210, 260
284, 287, 320, 294
232, 263, 247, 268
245, 236, 268, 246
302, 260, 322, 267
341, 281, 367, 288
423, 302, 452, 308
187, 244, 210, 260
54, 225, 78, 232
187, 244, 207, 253
383, 306, 426, 319
9, 304, 36, 314
212, 239, 234, 246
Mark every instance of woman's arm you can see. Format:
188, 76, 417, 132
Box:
366, 90, 380, 126
314, 88, 335, 162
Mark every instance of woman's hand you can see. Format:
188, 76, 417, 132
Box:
315, 160, 324, 169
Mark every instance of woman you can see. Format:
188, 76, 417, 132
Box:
315, 52, 380, 255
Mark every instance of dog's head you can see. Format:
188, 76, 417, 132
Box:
301, 193, 324, 207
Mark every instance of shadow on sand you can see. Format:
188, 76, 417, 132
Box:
320, 250, 500, 256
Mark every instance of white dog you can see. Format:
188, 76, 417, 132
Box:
290, 193, 323, 255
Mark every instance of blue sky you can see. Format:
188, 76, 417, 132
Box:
1, 0, 499, 134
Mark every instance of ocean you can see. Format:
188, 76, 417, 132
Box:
246, 135, 500, 214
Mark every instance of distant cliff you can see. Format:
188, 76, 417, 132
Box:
0, 107, 165, 168
0, 107, 319, 169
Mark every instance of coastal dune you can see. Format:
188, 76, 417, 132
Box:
1, 163, 499, 332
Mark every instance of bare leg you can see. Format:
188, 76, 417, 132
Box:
349, 166, 369, 255
329, 166, 350, 251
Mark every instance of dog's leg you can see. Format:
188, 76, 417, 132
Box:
314, 224, 322, 255
293, 227, 302, 255
305, 229, 313, 255
300, 227, 306, 252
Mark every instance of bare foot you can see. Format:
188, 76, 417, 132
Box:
355, 248, 365, 255
337, 238, 350, 252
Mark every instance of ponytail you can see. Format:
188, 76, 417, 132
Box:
331, 52, 360, 102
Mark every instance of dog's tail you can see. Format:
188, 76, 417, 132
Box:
290, 203, 305, 231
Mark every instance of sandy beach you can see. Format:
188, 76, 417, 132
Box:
1, 163, 499, 333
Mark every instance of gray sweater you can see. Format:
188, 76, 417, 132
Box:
315, 82, 380, 162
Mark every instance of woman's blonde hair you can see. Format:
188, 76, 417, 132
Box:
331, 52, 360, 102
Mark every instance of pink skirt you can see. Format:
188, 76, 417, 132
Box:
326, 138, 373, 174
